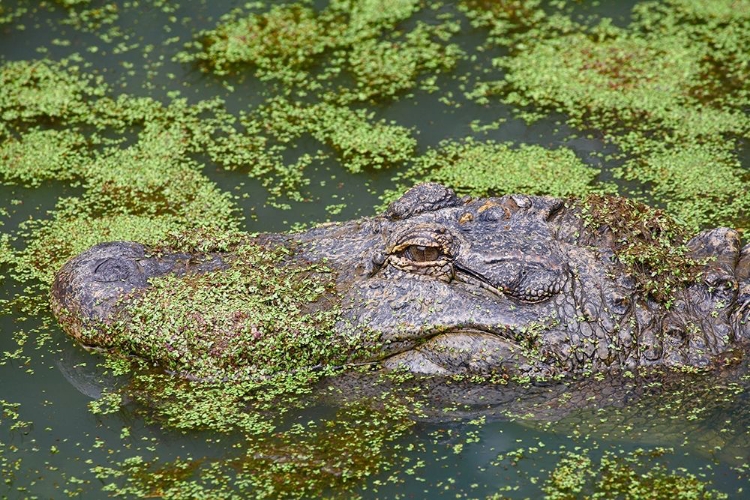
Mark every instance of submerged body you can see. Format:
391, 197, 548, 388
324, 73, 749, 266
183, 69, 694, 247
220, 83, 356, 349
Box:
51, 184, 750, 381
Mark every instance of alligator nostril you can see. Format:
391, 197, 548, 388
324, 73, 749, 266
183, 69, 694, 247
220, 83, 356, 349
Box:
94, 258, 131, 282
372, 253, 386, 266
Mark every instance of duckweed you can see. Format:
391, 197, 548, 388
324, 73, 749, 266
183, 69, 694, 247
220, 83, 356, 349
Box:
500, 32, 725, 136
487, 0, 750, 138
9, 126, 238, 285
578, 194, 700, 302
239, 399, 416, 497
616, 142, 750, 230
283, 101, 417, 172
0, 3, 27, 26
459, 0, 546, 45
540, 448, 727, 500
383, 139, 607, 206
0, 128, 89, 186
103, 242, 351, 381
90, 398, 415, 499
472, 0, 750, 231
255, 98, 417, 171
176, 0, 461, 102
0, 58, 106, 129
71, 231, 379, 440
16, 208, 185, 284
82, 129, 237, 219
179, 4, 330, 76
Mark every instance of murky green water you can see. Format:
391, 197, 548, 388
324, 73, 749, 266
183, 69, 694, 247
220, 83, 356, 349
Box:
1, 0, 748, 498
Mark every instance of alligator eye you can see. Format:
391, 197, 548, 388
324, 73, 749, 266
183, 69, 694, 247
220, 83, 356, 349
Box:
405, 245, 441, 263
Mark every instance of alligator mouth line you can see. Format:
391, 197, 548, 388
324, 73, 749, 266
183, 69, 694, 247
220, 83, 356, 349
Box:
379, 324, 523, 358
453, 265, 514, 300
377, 324, 542, 377
454, 262, 565, 303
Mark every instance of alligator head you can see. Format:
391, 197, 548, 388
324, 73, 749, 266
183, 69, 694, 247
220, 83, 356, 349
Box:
298, 183, 750, 378
50, 183, 750, 380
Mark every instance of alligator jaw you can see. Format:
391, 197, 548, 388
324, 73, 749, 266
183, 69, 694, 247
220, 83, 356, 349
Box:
380, 328, 535, 376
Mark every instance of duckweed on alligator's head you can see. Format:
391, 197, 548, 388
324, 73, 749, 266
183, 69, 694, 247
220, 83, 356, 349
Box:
577, 194, 702, 303
101, 239, 353, 382
78, 232, 388, 453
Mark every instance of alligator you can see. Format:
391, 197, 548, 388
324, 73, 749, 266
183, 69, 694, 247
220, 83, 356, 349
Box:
50, 183, 750, 382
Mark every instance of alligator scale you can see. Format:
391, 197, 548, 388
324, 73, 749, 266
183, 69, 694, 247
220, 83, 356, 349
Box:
51, 183, 750, 381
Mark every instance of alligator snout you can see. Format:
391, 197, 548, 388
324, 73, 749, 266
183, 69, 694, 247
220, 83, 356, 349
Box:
51, 241, 229, 347
50, 242, 151, 346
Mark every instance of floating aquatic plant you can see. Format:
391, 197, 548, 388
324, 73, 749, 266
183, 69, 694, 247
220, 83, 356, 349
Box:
382, 138, 608, 207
